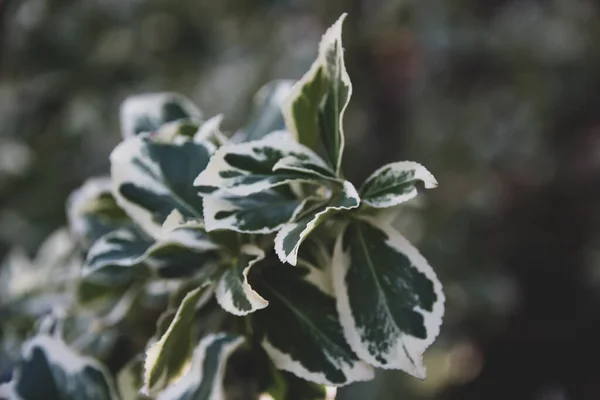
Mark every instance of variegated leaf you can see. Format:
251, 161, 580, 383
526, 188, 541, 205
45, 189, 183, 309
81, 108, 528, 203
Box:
360, 161, 437, 209
275, 181, 359, 266
193, 114, 228, 147
143, 286, 208, 396
156, 334, 245, 400
193, 131, 330, 197
203, 188, 306, 234
233, 80, 294, 143
151, 120, 201, 144
120, 92, 202, 139
111, 135, 214, 238
272, 155, 338, 182
332, 219, 444, 379
85, 225, 219, 282
66, 176, 131, 249
215, 245, 267, 316
282, 14, 351, 174
144, 227, 220, 279
0, 335, 119, 400
117, 355, 146, 400
253, 262, 373, 386
84, 226, 153, 285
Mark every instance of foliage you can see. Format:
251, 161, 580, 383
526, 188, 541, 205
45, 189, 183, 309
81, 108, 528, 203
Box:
0, 14, 444, 400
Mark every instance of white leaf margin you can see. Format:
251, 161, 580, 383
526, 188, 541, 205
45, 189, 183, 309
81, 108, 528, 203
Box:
143, 285, 207, 396
360, 161, 438, 209
120, 92, 202, 139
281, 13, 351, 174
215, 245, 268, 316
110, 135, 215, 239
202, 194, 308, 234
331, 217, 445, 379
156, 334, 245, 400
194, 114, 228, 147
193, 131, 325, 197
261, 333, 374, 387
0, 335, 120, 400
85, 225, 218, 273
275, 180, 360, 266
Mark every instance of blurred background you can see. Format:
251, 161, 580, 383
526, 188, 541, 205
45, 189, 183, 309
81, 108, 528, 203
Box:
0, 0, 598, 399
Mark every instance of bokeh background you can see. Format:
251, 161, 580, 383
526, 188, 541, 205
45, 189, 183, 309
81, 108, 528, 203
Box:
1, 0, 598, 399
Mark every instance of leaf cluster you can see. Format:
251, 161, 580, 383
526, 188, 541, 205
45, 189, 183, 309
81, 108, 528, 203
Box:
0, 14, 443, 400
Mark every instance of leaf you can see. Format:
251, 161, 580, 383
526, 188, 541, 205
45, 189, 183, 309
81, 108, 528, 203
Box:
76, 277, 134, 308
193, 114, 228, 147
120, 92, 203, 139
264, 369, 329, 400
331, 219, 445, 379
203, 189, 306, 234
233, 80, 294, 143
194, 131, 331, 197
66, 176, 130, 249
282, 14, 351, 174
253, 262, 373, 386
152, 120, 201, 143
84, 225, 219, 282
275, 180, 359, 266
111, 135, 214, 238
1, 335, 119, 400
143, 286, 208, 396
215, 245, 267, 316
144, 227, 220, 279
360, 161, 437, 209
85, 227, 154, 277
272, 155, 338, 182
156, 334, 245, 400
117, 355, 147, 400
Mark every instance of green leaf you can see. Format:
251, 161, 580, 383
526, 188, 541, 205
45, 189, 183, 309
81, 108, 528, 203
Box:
331, 219, 445, 379
67, 176, 131, 249
360, 161, 437, 209
1, 335, 119, 400
120, 92, 202, 139
215, 245, 267, 316
203, 189, 306, 234
253, 262, 373, 386
111, 135, 214, 238
194, 131, 331, 197
234, 80, 294, 143
155, 334, 245, 400
282, 14, 351, 174
143, 286, 210, 396
275, 180, 359, 266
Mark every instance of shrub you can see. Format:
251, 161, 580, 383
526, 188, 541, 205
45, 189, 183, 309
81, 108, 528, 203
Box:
0, 14, 444, 400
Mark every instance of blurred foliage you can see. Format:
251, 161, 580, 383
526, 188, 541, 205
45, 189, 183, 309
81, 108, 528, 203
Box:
2, 0, 600, 399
